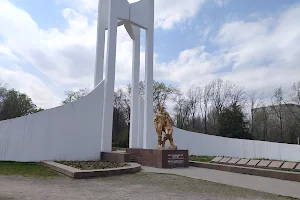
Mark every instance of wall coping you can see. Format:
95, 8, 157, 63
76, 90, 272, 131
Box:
41, 161, 141, 179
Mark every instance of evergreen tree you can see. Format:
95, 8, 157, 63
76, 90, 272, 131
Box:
218, 103, 253, 139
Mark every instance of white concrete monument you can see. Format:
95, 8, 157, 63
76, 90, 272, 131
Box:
94, 0, 155, 152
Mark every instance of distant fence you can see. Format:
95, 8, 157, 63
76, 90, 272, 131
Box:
174, 127, 300, 162
0, 81, 104, 162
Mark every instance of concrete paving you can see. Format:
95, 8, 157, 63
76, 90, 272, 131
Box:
142, 166, 300, 199
0, 172, 293, 200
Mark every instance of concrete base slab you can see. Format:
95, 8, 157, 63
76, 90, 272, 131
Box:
41, 161, 141, 179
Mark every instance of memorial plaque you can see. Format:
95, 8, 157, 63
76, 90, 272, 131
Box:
237, 158, 250, 165
163, 150, 189, 168
219, 157, 231, 163
167, 153, 185, 168
268, 161, 283, 168
211, 157, 223, 163
257, 160, 271, 167
281, 162, 297, 169
246, 159, 260, 166
227, 158, 240, 164
295, 163, 300, 170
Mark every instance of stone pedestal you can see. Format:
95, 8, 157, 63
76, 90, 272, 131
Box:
101, 151, 131, 163
126, 148, 189, 168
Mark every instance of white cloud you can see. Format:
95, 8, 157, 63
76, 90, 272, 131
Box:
58, 0, 206, 30
0, 67, 61, 108
1, 0, 207, 108
0, 0, 144, 108
154, 46, 227, 83
0, 0, 135, 86
154, 0, 206, 29
1, 0, 300, 110
0, 45, 19, 62
214, 4, 300, 71
153, 3, 300, 100
214, 0, 230, 7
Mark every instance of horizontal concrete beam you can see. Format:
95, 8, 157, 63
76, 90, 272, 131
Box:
190, 161, 300, 182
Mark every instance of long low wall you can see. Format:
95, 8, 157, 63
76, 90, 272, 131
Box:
0, 81, 104, 162
174, 127, 300, 162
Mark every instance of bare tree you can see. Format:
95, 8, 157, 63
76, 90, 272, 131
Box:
62, 88, 90, 105
0, 81, 7, 116
187, 85, 202, 130
173, 94, 191, 130
152, 81, 180, 112
208, 78, 245, 135
291, 80, 300, 105
230, 84, 246, 107
200, 84, 211, 133
173, 94, 185, 129
261, 106, 270, 141
248, 90, 264, 137
136, 80, 180, 112
271, 87, 285, 143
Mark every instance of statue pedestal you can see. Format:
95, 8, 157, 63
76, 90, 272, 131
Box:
126, 148, 189, 168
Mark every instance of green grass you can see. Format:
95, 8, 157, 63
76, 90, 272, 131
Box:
280, 168, 300, 173
112, 147, 127, 151
189, 155, 215, 162
0, 161, 58, 177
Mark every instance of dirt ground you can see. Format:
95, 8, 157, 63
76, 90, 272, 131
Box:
0, 172, 295, 200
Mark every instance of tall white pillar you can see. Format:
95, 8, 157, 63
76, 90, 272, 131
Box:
94, 0, 109, 88
138, 95, 144, 148
129, 26, 140, 148
101, 4, 118, 152
143, 0, 154, 149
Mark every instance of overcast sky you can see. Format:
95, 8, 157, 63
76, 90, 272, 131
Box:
1, 0, 300, 109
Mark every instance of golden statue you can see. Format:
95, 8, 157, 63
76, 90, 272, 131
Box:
154, 105, 177, 150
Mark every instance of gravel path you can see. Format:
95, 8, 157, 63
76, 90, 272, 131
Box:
0, 172, 295, 200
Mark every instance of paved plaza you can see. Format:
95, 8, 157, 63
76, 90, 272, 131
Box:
0, 169, 297, 200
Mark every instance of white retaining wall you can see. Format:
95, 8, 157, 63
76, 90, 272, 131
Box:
3, 79, 300, 163
0, 81, 104, 162
173, 127, 300, 162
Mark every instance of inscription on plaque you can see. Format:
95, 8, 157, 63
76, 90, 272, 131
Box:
167, 154, 184, 166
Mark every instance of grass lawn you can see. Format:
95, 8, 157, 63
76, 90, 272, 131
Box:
189, 155, 215, 162
57, 161, 128, 170
0, 161, 58, 177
